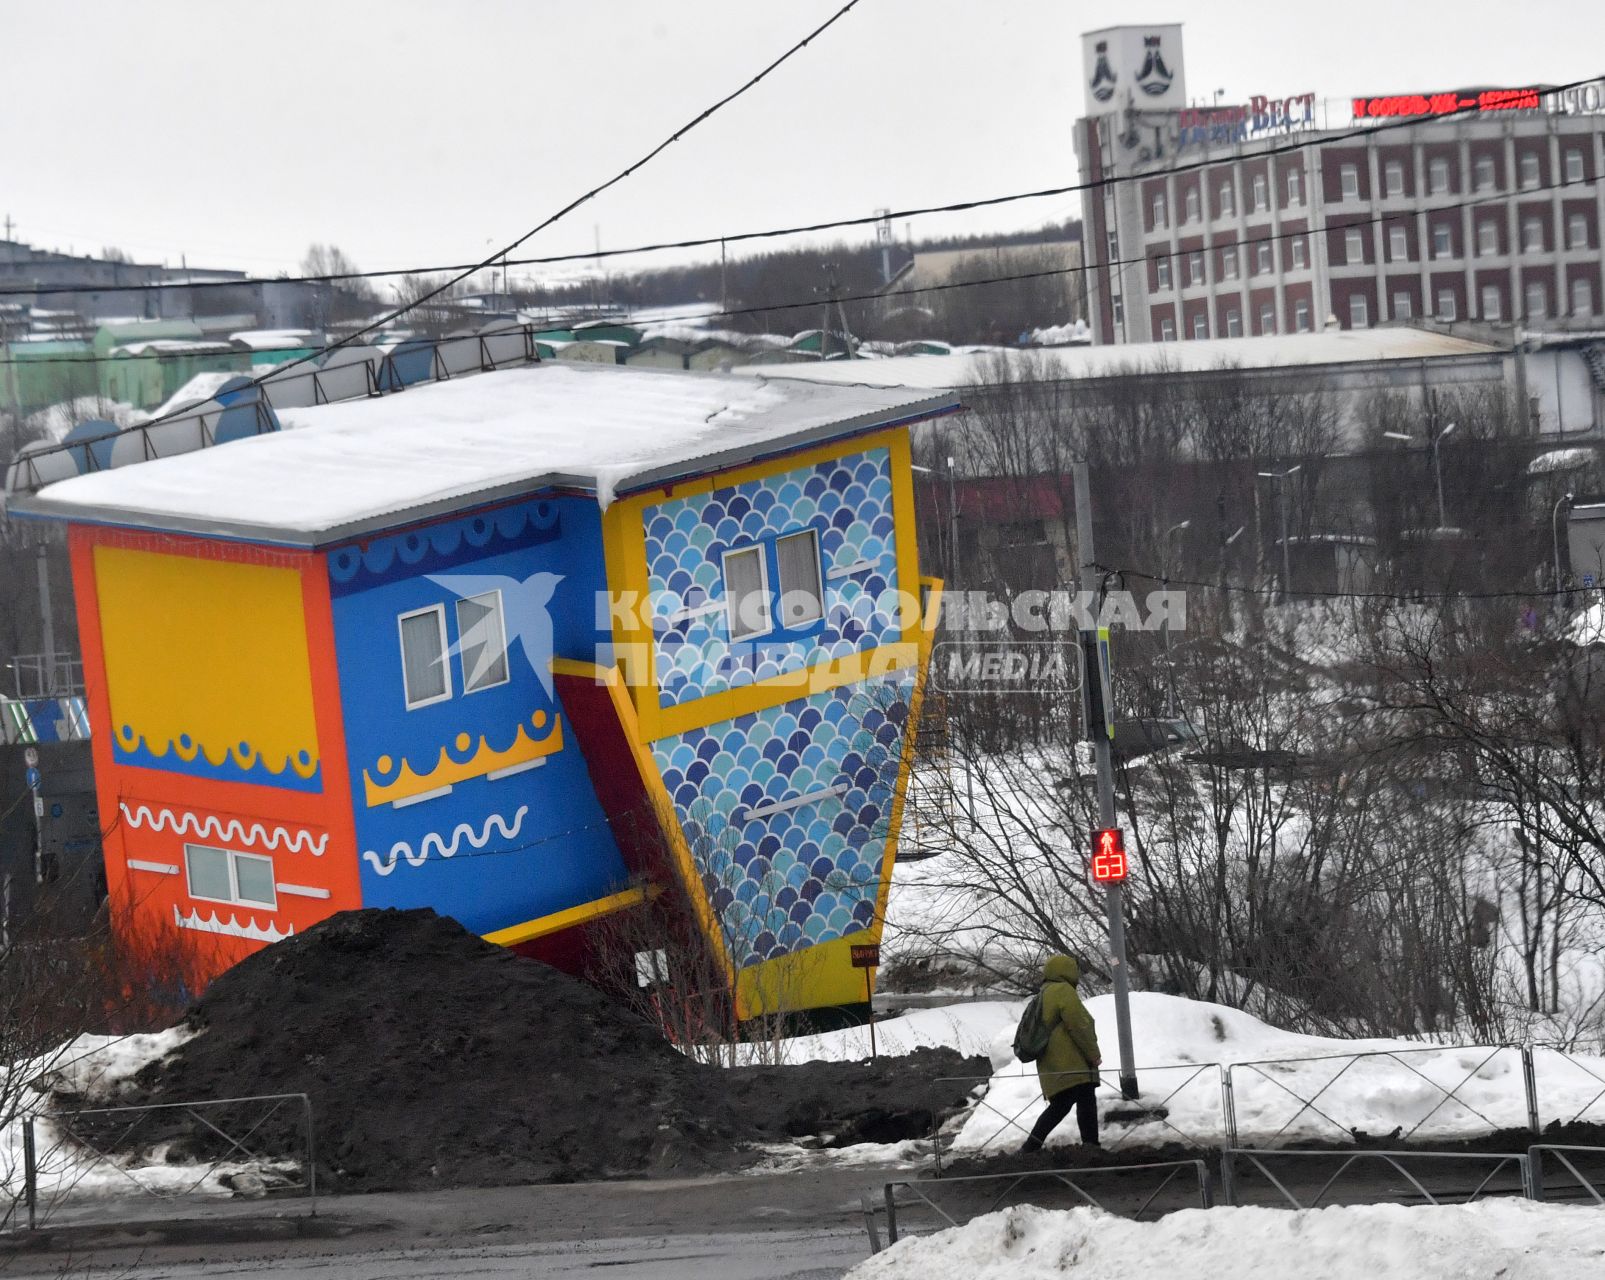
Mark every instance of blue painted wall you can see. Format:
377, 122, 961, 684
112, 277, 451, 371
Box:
327, 494, 630, 934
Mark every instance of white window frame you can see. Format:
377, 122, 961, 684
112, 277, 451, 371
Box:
1522, 216, 1545, 254
1565, 150, 1586, 184
1573, 276, 1595, 317
1225, 309, 1242, 338
1258, 302, 1276, 335
1156, 256, 1172, 290
1192, 311, 1208, 339
1384, 160, 1405, 197
1569, 213, 1590, 251
1159, 317, 1177, 341
1286, 168, 1303, 206
1291, 236, 1307, 270
722, 544, 773, 641
1481, 283, 1503, 321
1221, 247, 1239, 280
1519, 152, 1541, 190
1151, 190, 1168, 229
1294, 299, 1312, 332
1349, 294, 1370, 329
1184, 187, 1201, 222
398, 604, 452, 710
1525, 280, 1548, 319
455, 589, 510, 695
1433, 224, 1453, 259
1345, 226, 1365, 265
1477, 220, 1500, 257
1437, 288, 1458, 321
1252, 173, 1268, 212
1112, 294, 1125, 325
184, 843, 277, 911
1393, 291, 1413, 321
1106, 230, 1120, 263
1255, 243, 1273, 274
1340, 163, 1360, 201
1474, 155, 1496, 192
1219, 181, 1236, 217
1389, 224, 1409, 262
1188, 252, 1205, 286
774, 528, 825, 630
1428, 157, 1451, 195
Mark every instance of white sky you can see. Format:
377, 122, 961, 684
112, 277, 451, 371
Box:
4, 0, 1603, 285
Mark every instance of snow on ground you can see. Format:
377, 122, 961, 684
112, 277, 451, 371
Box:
730, 1001, 1020, 1066
848, 1202, 1605, 1279
0, 1027, 290, 1213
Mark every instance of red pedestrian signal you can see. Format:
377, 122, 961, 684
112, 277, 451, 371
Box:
1091, 827, 1128, 883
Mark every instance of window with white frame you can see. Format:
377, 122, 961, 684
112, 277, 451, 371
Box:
1291, 236, 1307, 269
1258, 302, 1276, 334
1574, 276, 1595, 317
1156, 256, 1172, 289
1477, 219, 1500, 256
399, 605, 451, 709
1188, 252, 1205, 286
1151, 190, 1168, 229
455, 591, 509, 694
1393, 290, 1413, 320
1340, 163, 1360, 200
185, 843, 276, 910
1192, 311, 1208, 339
1221, 247, 1239, 280
1225, 309, 1242, 338
1286, 168, 1303, 205
1344, 226, 1365, 264
1294, 298, 1312, 332
775, 529, 824, 629
1384, 160, 1405, 197
723, 545, 771, 640
1519, 152, 1540, 190
1481, 283, 1502, 321
1113, 294, 1125, 325
1428, 157, 1451, 194
1255, 242, 1273, 274
1570, 212, 1590, 250
1252, 173, 1268, 211
1525, 280, 1548, 319
1437, 287, 1458, 321
1566, 150, 1586, 184
1160, 317, 1176, 341
1474, 155, 1496, 191
1107, 230, 1119, 263
1349, 294, 1369, 329
1522, 216, 1545, 253
1433, 224, 1454, 258
1389, 224, 1409, 261
1184, 187, 1201, 222
1219, 181, 1236, 216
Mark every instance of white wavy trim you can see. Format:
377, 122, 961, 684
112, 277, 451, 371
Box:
361, 805, 530, 877
122, 803, 328, 857
173, 904, 294, 943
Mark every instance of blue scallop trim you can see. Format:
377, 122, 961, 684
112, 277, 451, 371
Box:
328, 500, 562, 595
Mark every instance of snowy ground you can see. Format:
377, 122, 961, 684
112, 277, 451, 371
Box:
848, 1202, 1605, 1279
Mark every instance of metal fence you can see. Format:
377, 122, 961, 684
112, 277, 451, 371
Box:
4, 1093, 315, 1230
1528, 1144, 1605, 1204
1529, 1047, 1605, 1130
1221, 1147, 1533, 1209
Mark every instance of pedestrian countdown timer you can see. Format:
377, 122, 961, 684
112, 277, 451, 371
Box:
1091, 827, 1128, 883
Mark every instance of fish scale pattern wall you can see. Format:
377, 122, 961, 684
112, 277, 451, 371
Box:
651, 674, 912, 967
643, 447, 900, 710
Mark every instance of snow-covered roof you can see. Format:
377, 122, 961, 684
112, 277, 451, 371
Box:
1527, 447, 1595, 476
735, 328, 1506, 391
228, 329, 318, 350
22, 362, 956, 545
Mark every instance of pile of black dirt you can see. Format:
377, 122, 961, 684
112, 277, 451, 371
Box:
91, 909, 986, 1192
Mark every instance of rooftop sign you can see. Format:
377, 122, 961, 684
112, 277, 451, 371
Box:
1353, 87, 1542, 119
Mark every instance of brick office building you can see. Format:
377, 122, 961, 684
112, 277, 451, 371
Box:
1076, 25, 1605, 345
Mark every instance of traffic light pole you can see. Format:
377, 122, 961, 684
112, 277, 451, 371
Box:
1074, 460, 1139, 1101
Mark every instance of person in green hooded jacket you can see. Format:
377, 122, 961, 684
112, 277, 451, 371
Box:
1020, 954, 1102, 1152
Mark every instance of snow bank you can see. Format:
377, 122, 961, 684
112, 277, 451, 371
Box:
730, 1001, 1021, 1066
849, 1202, 1605, 1279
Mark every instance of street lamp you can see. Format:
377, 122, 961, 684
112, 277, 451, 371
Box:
1162, 520, 1189, 716
1555, 491, 1574, 599
1256, 466, 1301, 602
1382, 422, 1456, 529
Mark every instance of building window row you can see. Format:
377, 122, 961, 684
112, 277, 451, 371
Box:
1149, 236, 1309, 292
1362, 148, 1594, 199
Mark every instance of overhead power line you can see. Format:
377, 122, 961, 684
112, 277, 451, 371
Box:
5, 72, 1600, 300
4, 167, 1601, 371
1110, 564, 1593, 604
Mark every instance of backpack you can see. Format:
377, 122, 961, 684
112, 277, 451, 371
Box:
1012, 992, 1052, 1064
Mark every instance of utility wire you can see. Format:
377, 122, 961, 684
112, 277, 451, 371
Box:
4, 72, 1600, 300
1109, 564, 1596, 603
5, 167, 1602, 371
